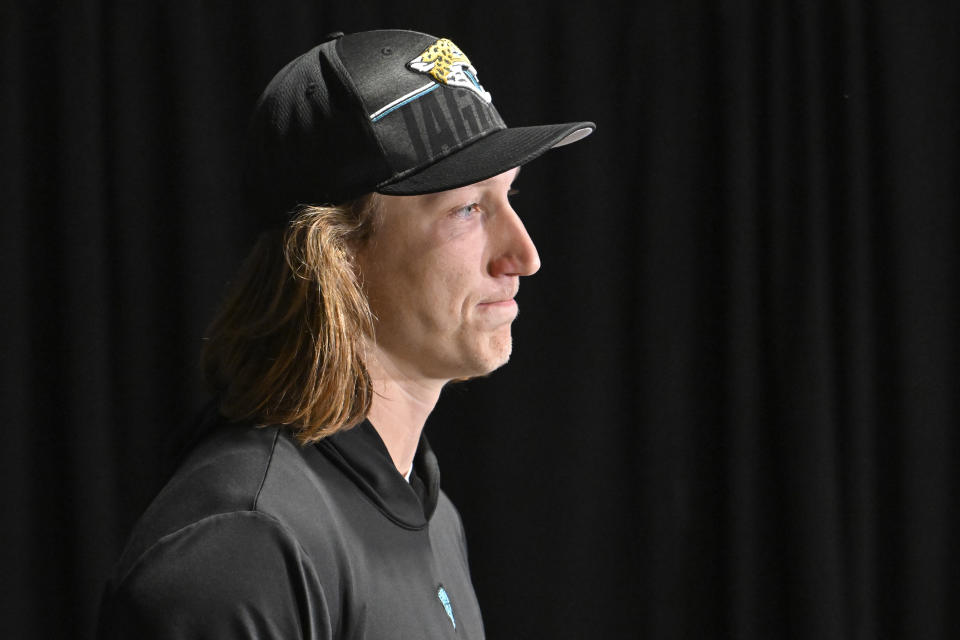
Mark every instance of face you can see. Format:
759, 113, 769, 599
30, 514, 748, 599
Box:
356, 167, 540, 383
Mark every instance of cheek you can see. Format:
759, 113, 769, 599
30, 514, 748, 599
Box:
415, 264, 472, 328
436, 247, 483, 308
362, 225, 486, 327
366, 256, 459, 331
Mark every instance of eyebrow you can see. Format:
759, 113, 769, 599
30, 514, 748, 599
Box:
420, 168, 523, 206
417, 191, 447, 206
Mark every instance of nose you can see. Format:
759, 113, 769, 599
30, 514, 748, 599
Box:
488, 202, 541, 277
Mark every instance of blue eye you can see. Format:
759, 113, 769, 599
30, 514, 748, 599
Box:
453, 203, 480, 218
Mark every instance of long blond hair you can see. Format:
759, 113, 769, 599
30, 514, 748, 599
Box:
201, 195, 380, 443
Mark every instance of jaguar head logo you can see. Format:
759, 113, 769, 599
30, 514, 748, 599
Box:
408, 38, 492, 104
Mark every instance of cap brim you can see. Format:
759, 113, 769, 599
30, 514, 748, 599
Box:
377, 121, 595, 196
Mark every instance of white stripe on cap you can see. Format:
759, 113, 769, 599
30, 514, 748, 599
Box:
369, 81, 438, 122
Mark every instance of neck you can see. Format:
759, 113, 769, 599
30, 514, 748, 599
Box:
364, 349, 445, 477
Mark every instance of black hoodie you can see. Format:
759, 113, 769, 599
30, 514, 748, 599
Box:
97, 419, 484, 639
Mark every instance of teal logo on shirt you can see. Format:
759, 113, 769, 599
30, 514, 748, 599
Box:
437, 585, 456, 629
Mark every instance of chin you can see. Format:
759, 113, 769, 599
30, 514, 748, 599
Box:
443, 345, 509, 383
442, 327, 515, 380
474, 334, 514, 375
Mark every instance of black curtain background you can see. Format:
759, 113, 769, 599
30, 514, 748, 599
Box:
3, 1, 958, 638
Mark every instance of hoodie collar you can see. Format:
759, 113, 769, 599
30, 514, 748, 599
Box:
317, 420, 440, 530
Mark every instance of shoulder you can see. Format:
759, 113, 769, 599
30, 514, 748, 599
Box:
113, 422, 353, 572
100, 424, 346, 638
113, 424, 285, 570
100, 511, 331, 639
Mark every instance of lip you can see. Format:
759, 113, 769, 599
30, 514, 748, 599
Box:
477, 298, 517, 308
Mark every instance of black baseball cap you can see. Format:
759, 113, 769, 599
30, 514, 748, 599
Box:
244, 29, 595, 219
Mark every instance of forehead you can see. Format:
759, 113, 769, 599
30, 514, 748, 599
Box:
366, 167, 520, 245
411, 166, 521, 207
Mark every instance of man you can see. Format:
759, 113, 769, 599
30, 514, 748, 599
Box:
97, 29, 593, 639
